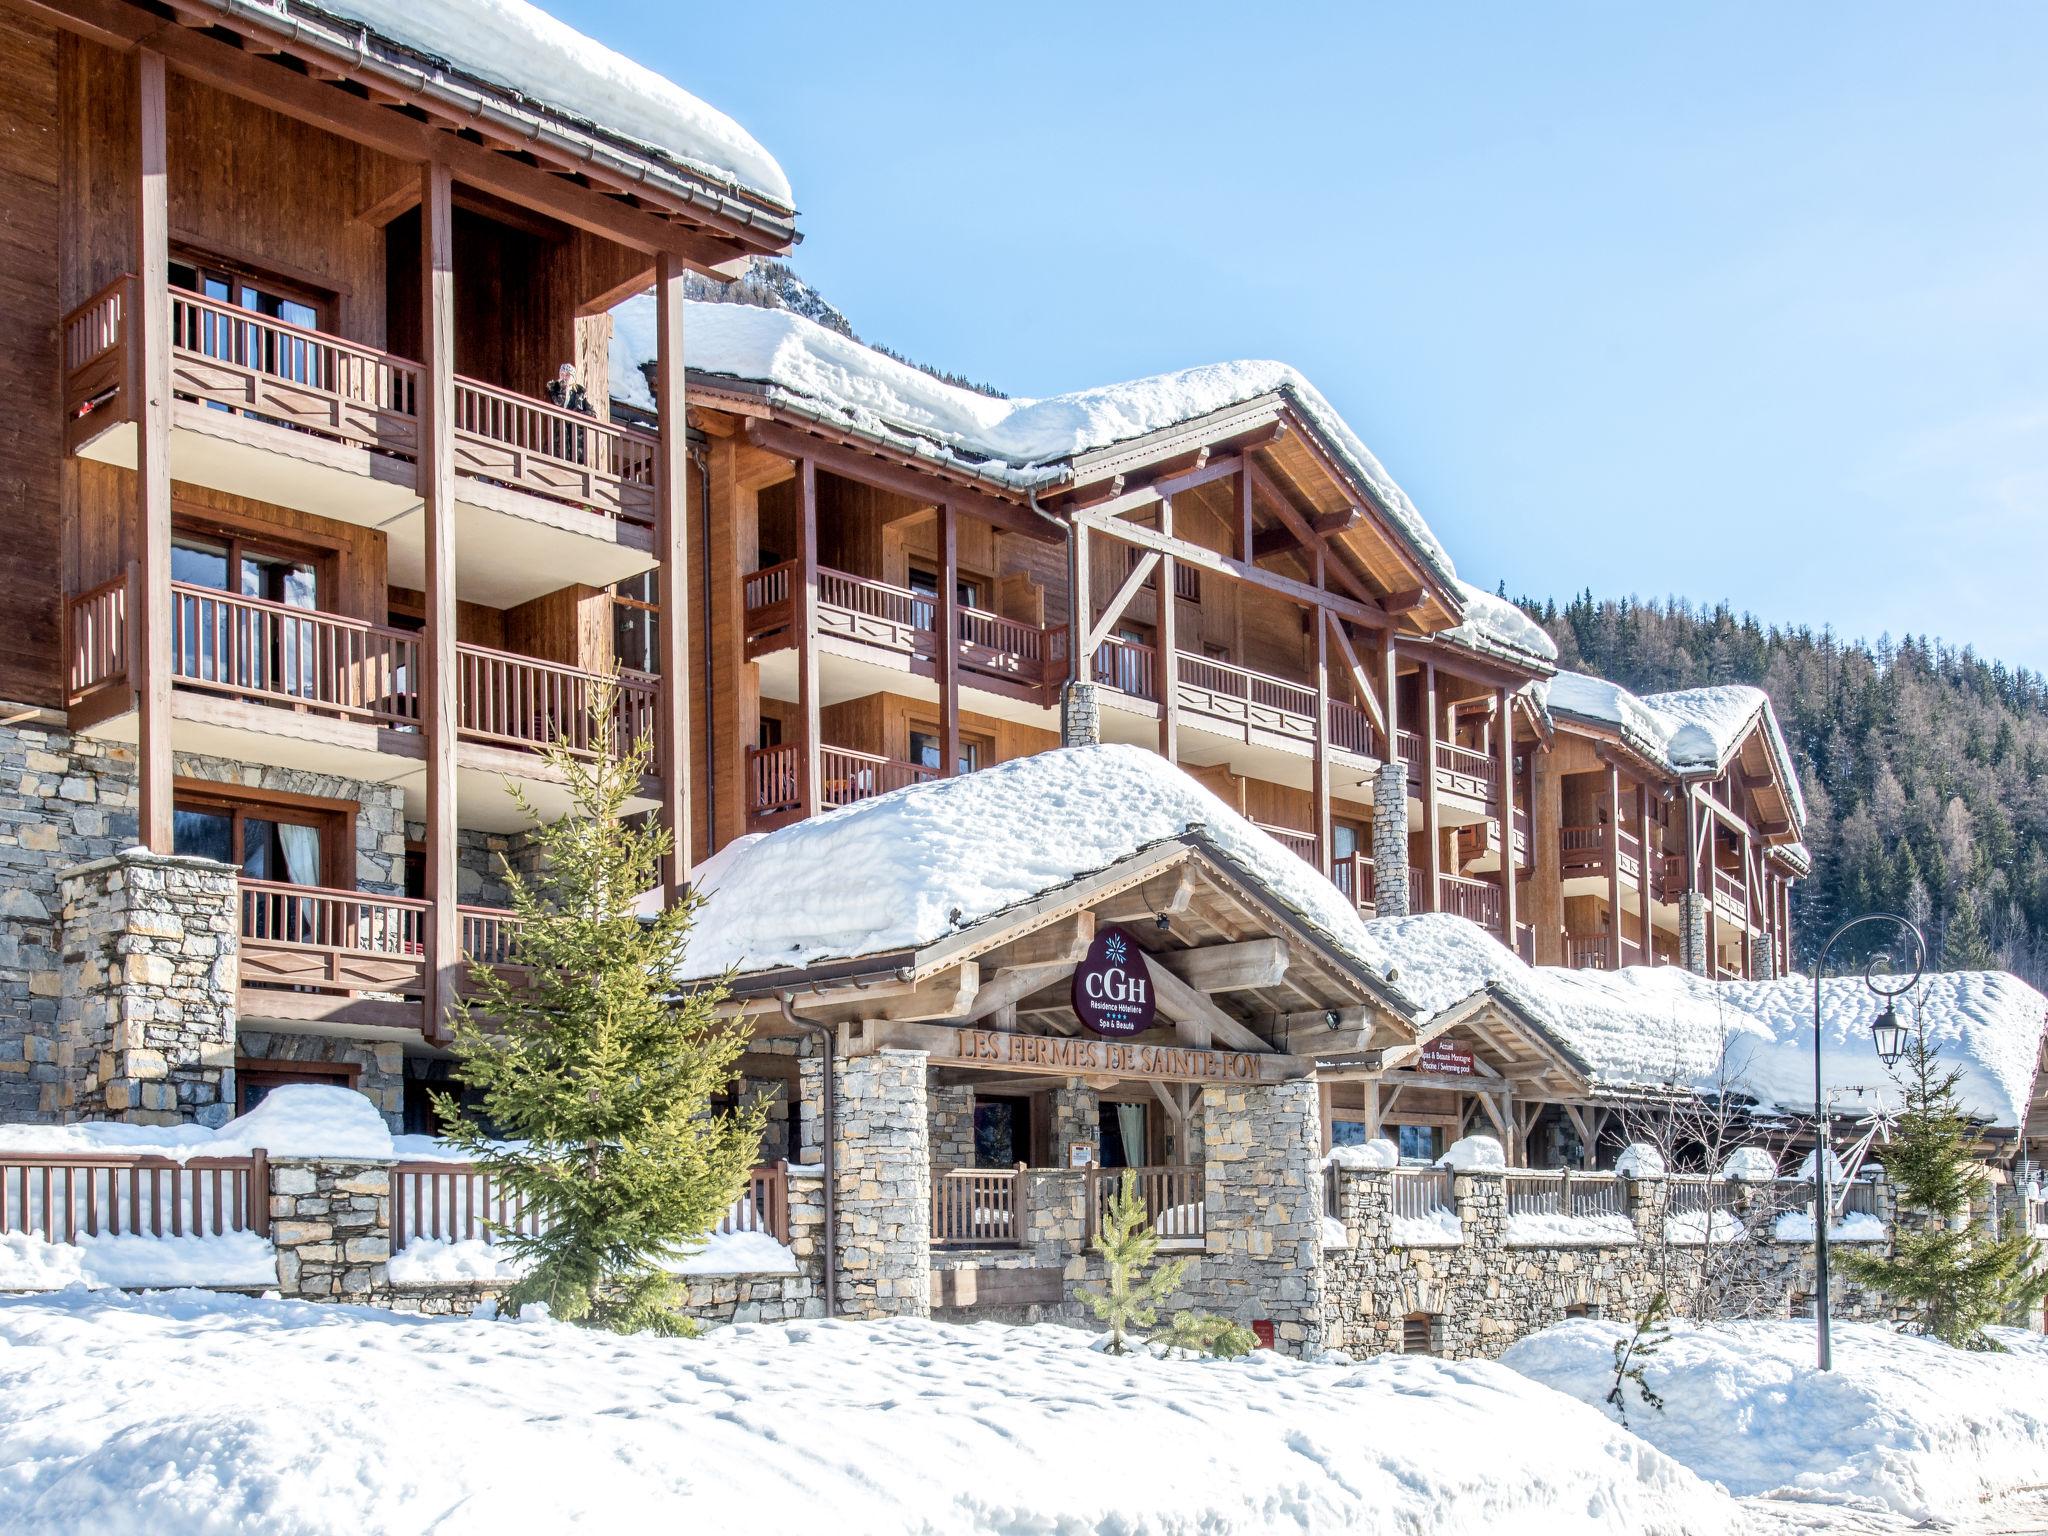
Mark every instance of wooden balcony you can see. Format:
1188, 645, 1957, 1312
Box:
1560, 825, 1683, 902
742, 561, 1066, 698
1711, 867, 1751, 926
744, 742, 941, 829
1254, 821, 1319, 863
62, 276, 658, 529
1331, 851, 1377, 915
1090, 639, 1379, 760
1564, 933, 1646, 971
1398, 730, 1502, 807
1437, 873, 1504, 937
237, 879, 518, 1029
67, 575, 654, 767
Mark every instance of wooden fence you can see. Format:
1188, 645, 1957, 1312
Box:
390, 1161, 789, 1251
1503, 1170, 1628, 1220
930, 1166, 1026, 1247
1088, 1165, 1205, 1241
1387, 1167, 1454, 1221
0, 1149, 268, 1242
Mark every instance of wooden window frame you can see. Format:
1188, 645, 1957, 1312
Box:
169, 242, 339, 332
909, 720, 991, 775
173, 777, 354, 891
172, 501, 344, 614
235, 1058, 360, 1118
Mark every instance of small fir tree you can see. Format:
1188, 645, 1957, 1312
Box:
1605, 1291, 1670, 1429
1080, 1171, 1252, 1357
1837, 1016, 2046, 1348
434, 686, 765, 1335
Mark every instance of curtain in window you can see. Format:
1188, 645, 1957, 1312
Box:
1115, 1104, 1147, 1169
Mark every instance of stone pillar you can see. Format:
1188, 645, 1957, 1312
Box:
1052, 1077, 1100, 1165
926, 1076, 975, 1170
1626, 1171, 1668, 1245
834, 1047, 931, 1319
57, 850, 237, 1126
1371, 761, 1410, 918
1747, 930, 1777, 982
796, 1043, 826, 1164
1678, 892, 1710, 977
1194, 1077, 1326, 1354
1060, 680, 1101, 748
269, 1155, 393, 1300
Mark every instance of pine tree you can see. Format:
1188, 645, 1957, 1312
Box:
1942, 893, 1996, 972
1081, 1170, 1188, 1354
1836, 1017, 2047, 1347
434, 686, 765, 1335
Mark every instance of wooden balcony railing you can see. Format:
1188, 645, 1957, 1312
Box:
1435, 740, 1501, 798
457, 649, 655, 760
1712, 867, 1747, 914
820, 746, 938, 808
60, 277, 657, 527
66, 572, 129, 701
1566, 934, 1609, 970
1, 1148, 268, 1243
1092, 634, 1158, 700
459, 906, 523, 969
1504, 1170, 1627, 1220
1255, 822, 1319, 864
746, 743, 802, 821
1397, 729, 1426, 782
1387, 1167, 1454, 1221
1177, 650, 1318, 719
1326, 697, 1377, 758
237, 880, 517, 1003
1438, 873, 1503, 935
1087, 1165, 1205, 1241
392, 1161, 789, 1250
1332, 852, 1377, 912
931, 1166, 1026, 1247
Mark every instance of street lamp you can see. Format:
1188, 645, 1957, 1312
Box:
1810, 912, 1926, 1372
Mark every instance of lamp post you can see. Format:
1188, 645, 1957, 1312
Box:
1810, 912, 1926, 1372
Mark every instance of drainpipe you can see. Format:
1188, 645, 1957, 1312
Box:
777, 994, 837, 1318
694, 444, 716, 851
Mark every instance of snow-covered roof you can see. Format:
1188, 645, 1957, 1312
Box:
1440, 581, 1559, 670
611, 300, 1460, 591
1544, 671, 1806, 827
301, 0, 793, 214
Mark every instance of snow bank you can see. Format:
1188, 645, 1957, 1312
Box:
0, 1085, 396, 1161
1664, 1210, 1745, 1246
0, 1290, 1740, 1534
1389, 1210, 1465, 1247
613, 302, 1458, 586
1438, 1135, 1505, 1172
304, 0, 792, 210
1771, 1210, 1888, 1243
390, 1226, 799, 1286
1319, 1215, 1348, 1250
1614, 1143, 1666, 1178
1441, 580, 1557, 667
1503, 1318, 2048, 1522
1325, 1138, 1399, 1170
0, 1231, 275, 1291
1721, 1147, 1780, 1182
1505, 1211, 1637, 1247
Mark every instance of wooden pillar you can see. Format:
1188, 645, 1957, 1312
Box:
1312, 603, 1331, 875
1237, 466, 1254, 563
1317, 1079, 1334, 1156
1157, 498, 1178, 762
132, 49, 173, 853
653, 253, 690, 896
1701, 796, 1720, 976
1421, 661, 1440, 912
938, 502, 960, 776
1605, 763, 1624, 969
795, 457, 821, 816
1070, 517, 1093, 688
1363, 1080, 1382, 1141
1496, 686, 1517, 950
1740, 825, 1756, 977
418, 160, 459, 1043
1530, 742, 1565, 965
1636, 782, 1654, 966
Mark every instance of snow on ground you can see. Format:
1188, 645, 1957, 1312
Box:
0, 1083, 396, 1161
1503, 1318, 2048, 1524
1771, 1210, 1889, 1243
305, 0, 792, 210
388, 1226, 799, 1285
0, 1289, 1740, 1536
0, 1230, 274, 1290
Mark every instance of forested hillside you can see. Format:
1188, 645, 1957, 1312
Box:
1516, 592, 2048, 984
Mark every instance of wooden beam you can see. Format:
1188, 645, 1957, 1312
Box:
1422, 660, 1441, 911
981, 912, 1096, 970
961, 964, 1074, 1024
795, 458, 821, 819
419, 160, 459, 1047
1157, 498, 1178, 763
1236, 464, 1255, 563
133, 48, 173, 854
1313, 581, 1332, 874
653, 252, 690, 897
1072, 507, 1388, 628
1498, 685, 1517, 949
1246, 460, 1380, 610
1606, 762, 1624, 970
1149, 963, 1271, 1053
1325, 613, 1387, 740
1153, 938, 1290, 993
1637, 781, 1654, 970
1070, 516, 1094, 688
938, 501, 961, 779
739, 420, 1053, 542
1085, 550, 1159, 657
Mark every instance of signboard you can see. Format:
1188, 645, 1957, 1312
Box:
954, 1028, 1262, 1085
1070, 925, 1156, 1039
1417, 1040, 1477, 1077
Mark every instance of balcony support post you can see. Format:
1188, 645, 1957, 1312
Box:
1156, 498, 1178, 762
1497, 685, 1517, 949
1312, 603, 1331, 878
1637, 781, 1655, 966
418, 159, 460, 1045
653, 252, 691, 896
1606, 763, 1624, 970
131, 48, 174, 853
1421, 660, 1440, 913
938, 501, 960, 777
796, 457, 821, 819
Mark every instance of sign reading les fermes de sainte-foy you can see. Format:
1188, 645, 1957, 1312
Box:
1070, 924, 1156, 1038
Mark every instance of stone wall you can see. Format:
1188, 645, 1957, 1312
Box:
414, 822, 549, 911
57, 850, 238, 1126
927, 1078, 975, 1170
1051, 1078, 1099, 1165
1059, 680, 1101, 748
269, 1155, 392, 1300
834, 1048, 931, 1318
0, 712, 136, 1121
1322, 1168, 1896, 1359
1679, 892, 1709, 977
1371, 761, 1409, 918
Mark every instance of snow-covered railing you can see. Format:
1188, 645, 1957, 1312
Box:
0, 1149, 269, 1243
391, 1161, 789, 1250
1087, 1166, 1204, 1242
1664, 1176, 1740, 1219
1387, 1168, 1454, 1221
931, 1166, 1026, 1248
1504, 1170, 1627, 1220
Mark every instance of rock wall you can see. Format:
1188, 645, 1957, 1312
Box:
927, 1078, 975, 1170
834, 1048, 931, 1318
1371, 761, 1410, 918
269, 1155, 392, 1300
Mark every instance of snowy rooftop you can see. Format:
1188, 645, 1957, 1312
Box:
676, 747, 2036, 1126
1440, 581, 1559, 670
1544, 671, 1807, 826
611, 300, 1458, 590
301, 0, 793, 213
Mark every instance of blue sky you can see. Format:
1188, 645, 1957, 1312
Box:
562, 2, 2048, 669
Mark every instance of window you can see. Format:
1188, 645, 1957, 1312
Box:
909, 729, 980, 777
908, 567, 983, 610
1396, 1124, 1443, 1165
1099, 1102, 1147, 1169
1401, 1313, 1439, 1355
172, 789, 343, 891
1095, 623, 1155, 698
974, 1095, 1029, 1168
170, 524, 325, 698
612, 571, 660, 675
1331, 1120, 1368, 1148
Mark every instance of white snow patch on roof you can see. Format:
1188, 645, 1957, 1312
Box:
1441, 581, 1557, 667
305, 0, 792, 211
611, 300, 1458, 587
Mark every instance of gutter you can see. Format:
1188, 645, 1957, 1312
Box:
776, 995, 837, 1318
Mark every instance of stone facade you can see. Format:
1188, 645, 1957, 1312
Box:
58, 851, 239, 1126
1679, 891, 1709, 976
1748, 930, 1778, 982
1059, 680, 1101, 748
1371, 761, 1410, 918
415, 822, 549, 910
269, 1155, 393, 1300
1051, 1078, 1099, 1165
834, 1048, 932, 1318
0, 712, 137, 1121
927, 1078, 976, 1170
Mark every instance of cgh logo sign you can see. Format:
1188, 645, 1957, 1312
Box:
1071, 924, 1157, 1039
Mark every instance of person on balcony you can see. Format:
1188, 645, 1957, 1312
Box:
545, 362, 594, 465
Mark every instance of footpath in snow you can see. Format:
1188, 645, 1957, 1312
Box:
1503, 1318, 2048, 1526
0, 1289, 1736, 1536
